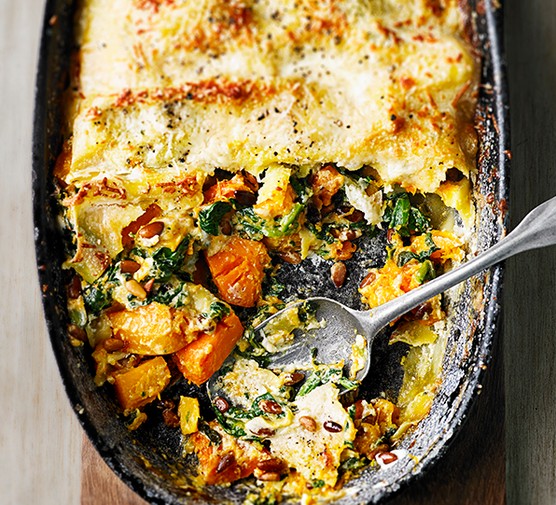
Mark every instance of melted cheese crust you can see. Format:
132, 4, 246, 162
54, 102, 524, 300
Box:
66, 0, 478, 197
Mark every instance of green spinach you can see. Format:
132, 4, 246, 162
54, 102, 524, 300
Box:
383, 193, 430, 237
199, 201, 233, 235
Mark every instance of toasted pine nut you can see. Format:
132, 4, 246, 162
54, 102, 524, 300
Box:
283, 372, 305, 386
143, 278, 155, 293
257, 472, 281, 482
256, 458, 284, 474
214, 396, 230, 413
125, 279, 147, 299
68, 324, 86, 342
260, 399, 283, 415
250, 427, 275, 437
120, 260, 141, 274
323, 420, 343, 433
68, 275, 81, 299
103, 338, 124, 352
138, 221, 164, 239
299, 416, 317, 432
377, 451, 398, 465
216, 452, 235, 473
331, 262, 347, 288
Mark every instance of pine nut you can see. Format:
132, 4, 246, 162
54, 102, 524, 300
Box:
216, 452, 236, 473
250, 427, 275, 437
360, 271, 376, 289
68, 275, 81, 299
323, 420, 343, 433
68, 324, 87, 342
377, 451, 398, 465
260, 399, 283, 415
256, 458, 284, 474
143, 278, 155, 293
138, 221, 164, 239
331, 262, 347, 288
299, 416, 317, 432
213, 396, 230, 413
103, 338, 124, 352
283, 372, 305, 386
120, 260, 141, 274
257, 472, 281, 482
125, 279, 147, 299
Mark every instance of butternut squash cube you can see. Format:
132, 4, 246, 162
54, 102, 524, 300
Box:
113, 357, 170, 411
178, 396, 200, 435
108, 302, 191, 355
205, 236, 269, 308
174, 313, 244, 385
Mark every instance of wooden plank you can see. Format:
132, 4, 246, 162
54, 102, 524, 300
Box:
81, 435, 147, 505
0, 1, 83, 504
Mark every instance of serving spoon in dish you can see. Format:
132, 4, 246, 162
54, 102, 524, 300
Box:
209, 195, 556, 394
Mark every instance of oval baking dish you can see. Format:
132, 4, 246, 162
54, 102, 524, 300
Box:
33, 1, 509, 503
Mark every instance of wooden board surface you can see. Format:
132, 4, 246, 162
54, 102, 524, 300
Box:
504, 1, 556, 504
1, 0, 555, 504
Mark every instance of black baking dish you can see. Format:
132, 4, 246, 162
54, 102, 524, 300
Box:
33, 1, 510, 503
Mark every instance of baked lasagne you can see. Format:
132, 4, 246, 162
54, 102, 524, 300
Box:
56, 0, 479, 501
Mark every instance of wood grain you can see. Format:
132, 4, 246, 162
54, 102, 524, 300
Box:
504, 1, 556, 504
81, 435, 147, 505
0, 1, 83, 504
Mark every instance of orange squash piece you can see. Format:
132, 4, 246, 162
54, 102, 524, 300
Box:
113, 356, 171, 411
108, 302, 192, 355
205, 236, 270, 308
311, 165, 344, 209
203, 173, 257, 204
174, 313, 244, 385
188, 422, 263, 485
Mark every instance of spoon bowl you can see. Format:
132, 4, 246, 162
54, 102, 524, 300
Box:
209, 194, 556, 398
257, 297, 376, 378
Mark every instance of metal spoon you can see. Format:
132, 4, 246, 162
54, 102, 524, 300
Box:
209, 196, 556, 392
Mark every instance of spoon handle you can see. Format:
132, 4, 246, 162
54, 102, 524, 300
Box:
368, 195, 556, 330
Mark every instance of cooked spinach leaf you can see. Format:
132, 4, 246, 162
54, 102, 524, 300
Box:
383, 193, 430, 237
396, 233, 439, 267
82, 263, 119, 314
339, 456, 369, 472
198, 419, 222, 445
235, 204, 304, 239
213, 407, 247, 438
415, 259, 436, 283
297, 367, 358, 397
202, 302, 231, 323
278, 203, 304, 234
83, 285, 112, 314
151, 237, 190, 281
151, 280, 190, 308
199, 201, 233, 235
